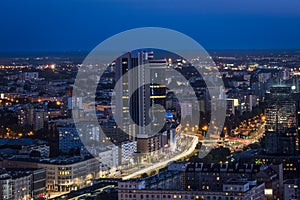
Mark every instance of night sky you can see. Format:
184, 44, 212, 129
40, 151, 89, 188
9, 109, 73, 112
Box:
1, 0, 300, 52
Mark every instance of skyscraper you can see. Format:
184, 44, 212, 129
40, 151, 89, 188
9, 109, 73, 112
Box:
115, 52, 136, 140
264, 85, 299, 155
115, 51, 167, 153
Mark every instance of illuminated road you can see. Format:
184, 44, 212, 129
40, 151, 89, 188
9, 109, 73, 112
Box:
226, 122, 265, 151
122, 134, 199, 180
68, 185, 115, 200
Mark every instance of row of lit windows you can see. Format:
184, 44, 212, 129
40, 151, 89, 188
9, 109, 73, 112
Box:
283, 168, 297, 171
120, 193, 237, 200
59, 171, 71, 175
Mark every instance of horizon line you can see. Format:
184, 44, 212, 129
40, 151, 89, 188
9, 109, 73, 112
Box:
0, 48, 300, 56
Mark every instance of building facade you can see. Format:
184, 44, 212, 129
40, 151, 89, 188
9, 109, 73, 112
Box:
0, 168, 46, 200
264, 85, 299, 155
0, 156, 100, 192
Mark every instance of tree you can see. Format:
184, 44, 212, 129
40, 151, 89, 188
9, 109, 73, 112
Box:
150, 170, 156, 176
159, 167, 167, 173
141, 173, 148, 178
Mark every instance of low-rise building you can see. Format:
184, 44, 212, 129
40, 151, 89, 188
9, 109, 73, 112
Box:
120, 140, 137, 165
0, 168, 46, 200
284, 179, 300, 200
0, 155, 100, 192
118, 178, 265, 200
182, 162, 282, 200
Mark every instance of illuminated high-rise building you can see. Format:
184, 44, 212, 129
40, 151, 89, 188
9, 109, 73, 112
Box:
115, 51, 167, 153
264, 85, 299, 155
115, 52, 136, 140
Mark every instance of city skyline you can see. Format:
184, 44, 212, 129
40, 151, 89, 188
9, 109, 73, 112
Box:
0, 47, 300, 199
1, 1, 300, 199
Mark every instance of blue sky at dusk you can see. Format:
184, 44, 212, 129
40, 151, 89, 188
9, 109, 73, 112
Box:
1, 0, 300, 52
